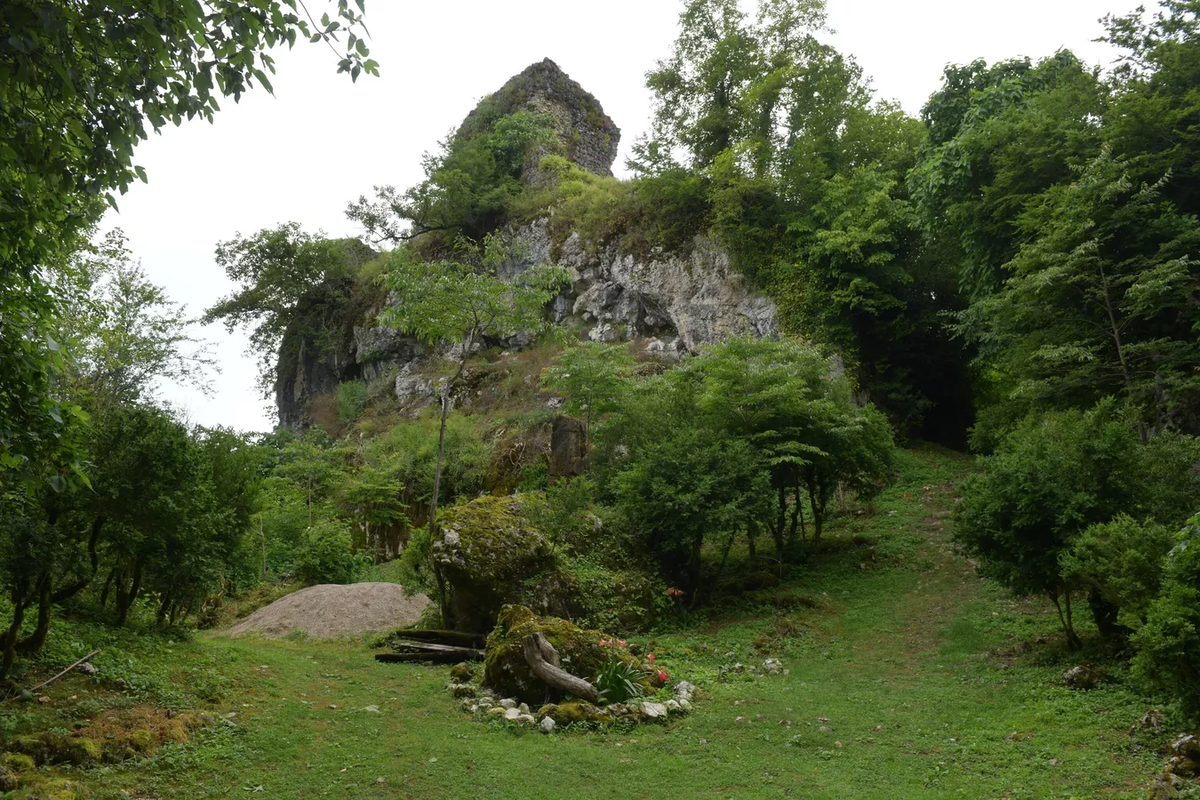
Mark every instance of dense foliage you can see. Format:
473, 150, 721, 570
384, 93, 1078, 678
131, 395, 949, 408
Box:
5, 0, 1200, 733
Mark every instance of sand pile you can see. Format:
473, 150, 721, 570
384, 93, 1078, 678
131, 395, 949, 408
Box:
227, 583, 430, 640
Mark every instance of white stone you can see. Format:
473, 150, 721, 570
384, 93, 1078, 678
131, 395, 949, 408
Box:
540, 716, 557, 733
665, 699, 682, 713
499, 698, 517, 709
504, 708, 521, 721
518, 703, 530, 714
516, 713, 536, 724
640, 702, 669, 720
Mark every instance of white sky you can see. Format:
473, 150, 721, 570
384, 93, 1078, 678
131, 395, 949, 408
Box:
102, 0, 1127, 433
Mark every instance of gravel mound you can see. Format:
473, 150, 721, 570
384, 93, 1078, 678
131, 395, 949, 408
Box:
226, 583, 431, 640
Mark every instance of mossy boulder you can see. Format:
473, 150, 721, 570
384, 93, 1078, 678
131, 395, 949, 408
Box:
536, 701, 609, 726
449, 662, 475, 684
434, 496, 568, 631
1, 752, 35, 774
127, 729, 156, 755
10, 733, 100, 767
483, 605, 643, 705
0, 765, 17, 793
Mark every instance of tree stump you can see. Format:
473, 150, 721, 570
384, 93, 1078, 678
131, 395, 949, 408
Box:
521, 632, 600, 704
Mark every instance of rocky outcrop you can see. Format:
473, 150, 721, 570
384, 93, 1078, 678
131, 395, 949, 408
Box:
272, 63, 777, 428
461, 59, 620, 178
504, 219, 779, 357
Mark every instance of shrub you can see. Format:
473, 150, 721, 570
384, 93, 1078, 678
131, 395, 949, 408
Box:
336, 380, 369, 421
1133, 515, 1200, 720
953, 402, 1145, 647
1060, 514, 1174, 634
296, 520, 363, 585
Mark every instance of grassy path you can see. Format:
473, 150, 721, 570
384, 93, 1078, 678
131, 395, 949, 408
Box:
77, 449, 1160, 799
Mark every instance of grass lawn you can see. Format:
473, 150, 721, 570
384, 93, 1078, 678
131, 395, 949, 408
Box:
2, 448, 1170, 799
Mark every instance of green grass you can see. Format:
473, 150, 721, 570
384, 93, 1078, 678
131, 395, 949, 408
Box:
3, 447, 1174, 798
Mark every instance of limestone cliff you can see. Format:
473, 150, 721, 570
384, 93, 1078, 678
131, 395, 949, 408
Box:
274, 60, 776, 429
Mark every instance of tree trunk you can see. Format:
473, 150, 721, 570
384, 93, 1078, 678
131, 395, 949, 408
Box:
1087, 589, 1129, 643
100, 567, 116, 609
773, 485, 787, 561
16, 575, 51, 655
792, 479, 806, 542
1050, 591, 1082, 650
116, 555, 146, 626
521, 632, 600, 704
808, 479, 824, 542
430, 385, 454, 629
0, 588, 29, 680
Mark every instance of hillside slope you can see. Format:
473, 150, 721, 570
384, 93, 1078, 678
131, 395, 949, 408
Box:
27, 448, 1164, 800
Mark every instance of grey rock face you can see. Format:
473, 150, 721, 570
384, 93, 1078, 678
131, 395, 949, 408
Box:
459, 58, 620, 178
511, 220, 778, 355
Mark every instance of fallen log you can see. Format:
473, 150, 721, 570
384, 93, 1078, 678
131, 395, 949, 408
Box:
521, 632, 599, 704
390, 640, 485, 657
391, 629, 486, 649
375, 639, 485, 664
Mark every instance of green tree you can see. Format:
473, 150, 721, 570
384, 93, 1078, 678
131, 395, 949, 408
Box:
1, 0, 375, 489
204, 224, 376, 398
909, 52, 1106, 298
1060, 515, 1175, 639
953, 402, 1183, 648
1132, 514, 1200, 719
348, 110, 556, 244
55, 228, 215, 406
380, 236, 567, 625
540, 342, 637, 448
613, 407, 770, 604
957, 151, 1200, 438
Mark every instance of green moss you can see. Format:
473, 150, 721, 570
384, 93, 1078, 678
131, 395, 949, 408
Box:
10, 733, 102, 767
1, 752, 35, 773
127, 729, 156, 755
9, 736, 45, 763
161, 718, 189, 745
61, 737, 102, 767
436, 495, 559, 629
449, 662, 475, 684
0, 765, 17, 793
536, 701, 609, 725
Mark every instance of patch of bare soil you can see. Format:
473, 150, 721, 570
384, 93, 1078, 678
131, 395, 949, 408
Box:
225, 583, 430, 640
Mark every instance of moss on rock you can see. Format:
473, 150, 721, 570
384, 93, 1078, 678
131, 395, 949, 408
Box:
2, 752, 35, 774
127, 729, 156, 755
434, 495, 563, 630
536, 701, 609, 725
10, 733, 102, 767
482, 605, 644, 705
449, 662, 475, 684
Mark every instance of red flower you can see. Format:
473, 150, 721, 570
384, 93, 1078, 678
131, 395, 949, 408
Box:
599, 638, 610, 646
647, 653, 655, 663
617, 639, 626, 646
657, 669, 670, 683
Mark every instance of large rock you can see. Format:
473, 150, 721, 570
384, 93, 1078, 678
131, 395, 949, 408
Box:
433, 496, 566, 631
507, 220, 778, 354
460, 59, 620, 178
548, 415, 588, 481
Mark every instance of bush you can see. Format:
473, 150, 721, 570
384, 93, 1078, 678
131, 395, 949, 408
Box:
953, 402, 1148, 646
296, 521, 363, 585
1133, 515, 1200, 720
1060, 514, 1174, 633
336, 380, 369, 421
